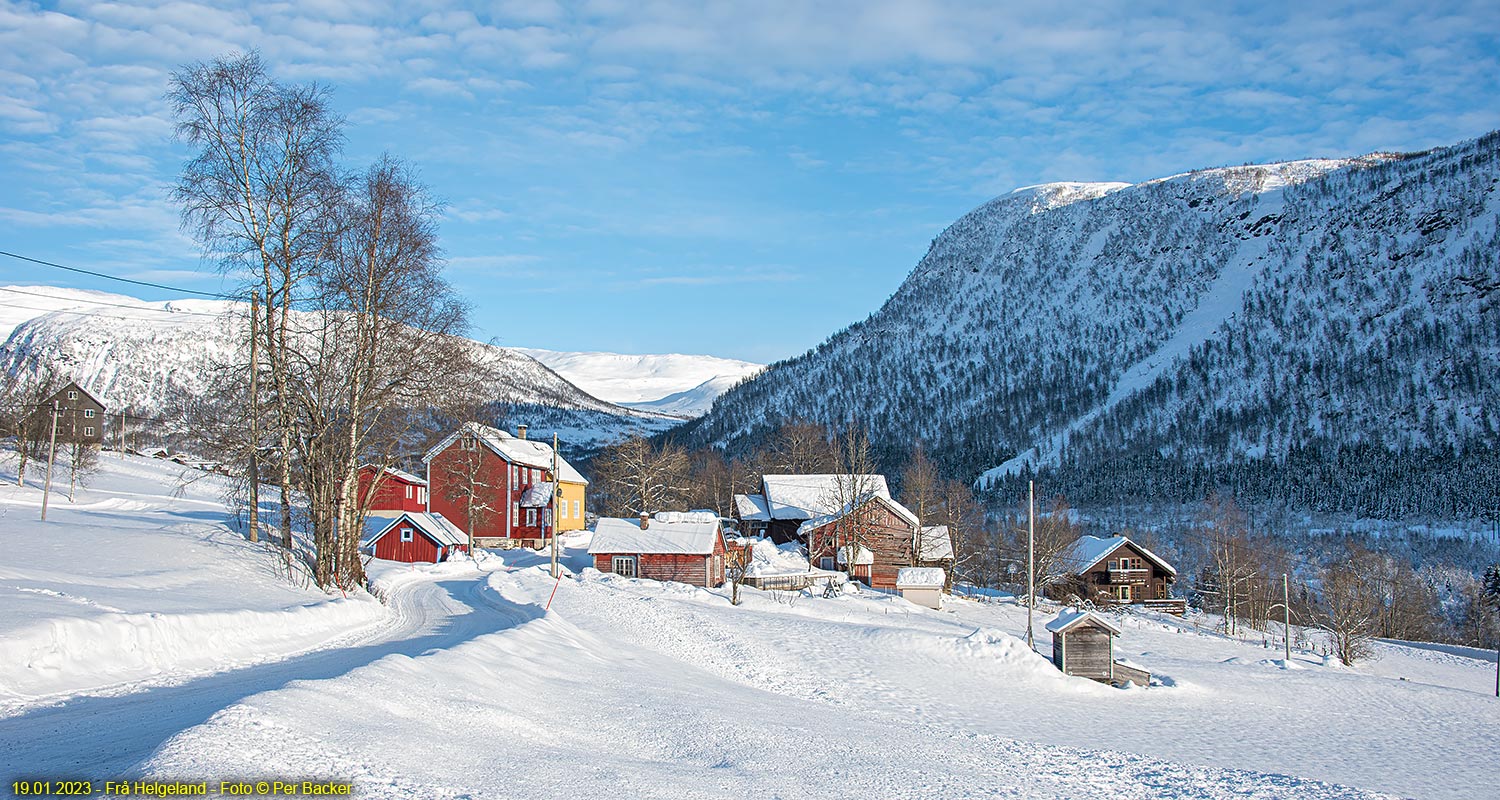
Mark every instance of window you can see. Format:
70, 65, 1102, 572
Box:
84, 427, 95, 437
400, 527, 413, 542
67, 390, 77, 400
612, 556, 638, 578
460, 436, 476, 451
419, 488, 427, 506
1107, 559, 1117, 571
526, 508, 537, 527
405, 485, 413, 499
1113, 584, 1132, 602
820, 557, 835, 570
84, 409, 95, 418
512, 503, 519, 528
511, 465, 518, 485
572, 499, 580, 519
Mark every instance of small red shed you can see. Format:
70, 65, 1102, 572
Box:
588, 512, 727, 587
357, 465, 429, 513
361, 512, 468, 563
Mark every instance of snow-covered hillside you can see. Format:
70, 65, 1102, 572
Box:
516, 347, 763, 417
0, 286, 680, 449
679, 133, 1500, 517
2, 451, 1495, 798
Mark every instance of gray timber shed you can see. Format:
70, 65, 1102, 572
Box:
1046, 609, 1122, 683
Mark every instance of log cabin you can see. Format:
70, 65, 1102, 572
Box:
1054, 534, 1180, 613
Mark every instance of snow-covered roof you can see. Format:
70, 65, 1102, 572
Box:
896, 567, 947, 587
919, 525, 953, 561
1059, 535, 1176, 577
360, 464, 427, 486
761, 474, 891, 520
1045, 608, 1121, 636
588, 513, 722, 555
796, 493, 920, 537
422, 422, 588, 485
519, 482, 555, 508
733, 493, 770, 521
362, 512, 467, 548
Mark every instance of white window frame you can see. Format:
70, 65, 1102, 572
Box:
405, 485, 413, 499
400, 527, 414, 542
612, 556, 638, 578
819, 556, 835, 570
84, 426, 95, 437
67, 390, 77, 400
526, 508, 537, 527
84, 409, 95, 418
572, 499, 579, 519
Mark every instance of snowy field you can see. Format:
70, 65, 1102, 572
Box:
2, 455, 1497, 799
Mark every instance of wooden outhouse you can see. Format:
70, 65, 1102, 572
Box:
896, 567, 946, 609
1046, 609, 1122, 683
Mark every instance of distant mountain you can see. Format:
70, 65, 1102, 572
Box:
676, 132, 1500, 519
515, 348, 762, 417
0, 286, 680, 450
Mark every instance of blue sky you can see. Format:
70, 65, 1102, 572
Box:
1, 1, 1496, 364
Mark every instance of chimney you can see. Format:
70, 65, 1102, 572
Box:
639, 513, 649, 530
517, 424, 528, 440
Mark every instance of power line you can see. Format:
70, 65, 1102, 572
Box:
0, 249, 232, 299
0, 300, 227, 322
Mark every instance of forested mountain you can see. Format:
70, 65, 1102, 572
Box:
676, 132, 1500, 519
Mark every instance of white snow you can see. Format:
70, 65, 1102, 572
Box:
3, 456, 1496, 799
362, 512, 467, 548
588, 514, 722, 555
0, 452, 388, 709
895, 567, 946, 587
1058, 534, 1178, 576
761, 473, 892, 519
1045, 607, 1122, 635
423, 422, 588, 484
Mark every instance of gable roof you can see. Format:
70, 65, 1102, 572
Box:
362, 511, 467, 549
1059, 535, 1176, 577
918, 525, 954, 561
760, 474, 890, 520
896, 567, 947, 587
588, 512, 722, 555
45, 380, 105, 410
1045, 608, 1121, 636
422, 422, 587, 485
359, 464, 427, 486
796, 492, 920, 537
733, 493, 770, 521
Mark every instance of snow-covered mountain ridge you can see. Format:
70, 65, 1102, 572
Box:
0, 286, 680, 448
515, 348, 763, 417
678, 133, 1500, 517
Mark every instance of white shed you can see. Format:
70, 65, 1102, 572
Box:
896, 567, 946, 609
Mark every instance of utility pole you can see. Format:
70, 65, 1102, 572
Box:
1026, 479, 1035, 650
40, 401, 60, 522
1283, 573, 1291, 665
247, 290, 260, 544
550, 432, 560, 579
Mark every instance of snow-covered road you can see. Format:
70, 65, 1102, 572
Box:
0, 564, 519, 781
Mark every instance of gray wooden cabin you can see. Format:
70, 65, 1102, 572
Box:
1046, 609, 1122, 683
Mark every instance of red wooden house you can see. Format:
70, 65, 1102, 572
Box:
423, 422, 588, 548
356, 465, 428, 513
361, 511, 468, 563
800, 493, 926, 591
588, 512, 727, 587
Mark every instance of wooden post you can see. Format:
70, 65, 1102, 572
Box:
1283, 573, 1292, 665
550, 432, 560, 579
1026, 479, 1035, 650
247, 290, 259, 544
117, 409, 124, 459
40, 401, 60, 521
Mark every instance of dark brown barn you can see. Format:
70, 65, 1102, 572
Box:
1054, 535, 1180, 613
733, 474, 894, 544
34, 381, 106, 446
589, 512, 727, 588
801, 494, 928, 591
